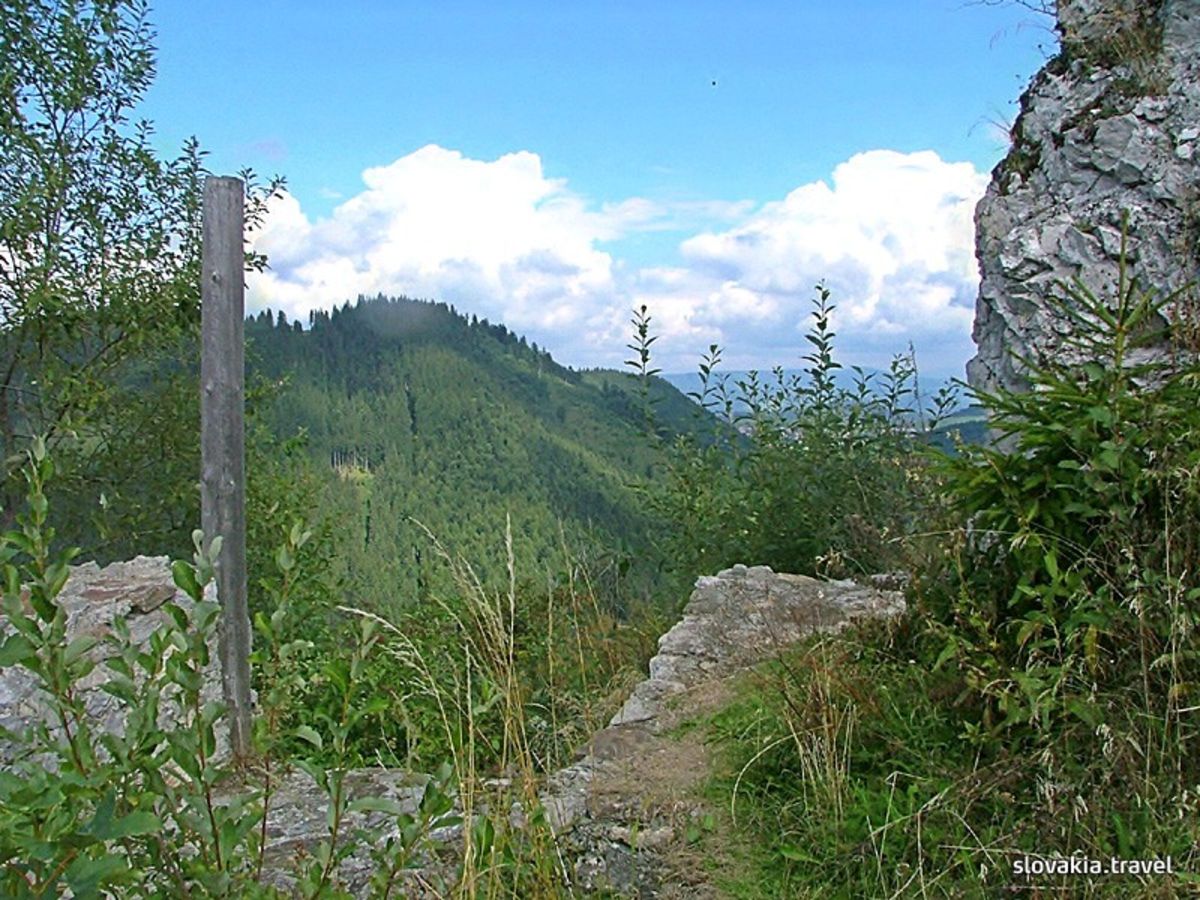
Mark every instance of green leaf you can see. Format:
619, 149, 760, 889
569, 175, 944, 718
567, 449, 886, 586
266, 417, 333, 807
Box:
1016, 618, 1041, 650
1112, 811, 1131, 859
45, 560, 72, 598
64, 634, 100, 665
0, 633, 35, 666
171, 560, 201, 601
472, 815, 496, 860
65, 851, 130, 898
84, 791, 117, 838
101, 676, 138, 705
780, 844, 818, 863
105, 810, 162, 839
1084, 625, 1100, 673
1066, 697, 1100, 728
163, 601, 188, 632
29, 588, 57, 623
219, 814, 259, 865
354, 695, 391, 719
296, 725, 323, 751
933, 638, 958, 672
290, 519, 311, 548
193, 601, 221, 631
253, 610, 272, 639
4, 531, 34, 556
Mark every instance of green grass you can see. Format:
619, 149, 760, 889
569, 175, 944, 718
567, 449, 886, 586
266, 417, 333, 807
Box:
698, 612, 1199, 898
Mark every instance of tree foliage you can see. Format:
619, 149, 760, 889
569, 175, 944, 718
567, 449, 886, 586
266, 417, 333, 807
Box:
0, 0, 283, 548
0, 0, 204, 470
243, 295, 705, 617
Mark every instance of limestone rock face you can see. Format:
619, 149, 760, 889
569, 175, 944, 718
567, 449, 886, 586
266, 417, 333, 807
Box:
967, 0, 1200, 394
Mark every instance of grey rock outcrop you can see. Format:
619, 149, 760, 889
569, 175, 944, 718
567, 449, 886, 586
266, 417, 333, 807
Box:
967, 0, 1200, 395
0, 555, 223, 762
608, 564, 904, 731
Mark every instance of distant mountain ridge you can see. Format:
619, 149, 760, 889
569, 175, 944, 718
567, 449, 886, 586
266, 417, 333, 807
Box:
660, 368, 987, 448
240, 296, 987, 613
661, 367, 962, 410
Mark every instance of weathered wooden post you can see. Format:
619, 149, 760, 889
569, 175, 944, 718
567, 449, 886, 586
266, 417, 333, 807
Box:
200, 176, 253, 761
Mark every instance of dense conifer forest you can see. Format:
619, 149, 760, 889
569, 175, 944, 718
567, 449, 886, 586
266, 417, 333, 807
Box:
242, 293, 710, 613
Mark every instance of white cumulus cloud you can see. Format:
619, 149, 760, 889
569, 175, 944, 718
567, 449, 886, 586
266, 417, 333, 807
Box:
642, 149, 987, 376
249, 145, 988, 379
248, 144, 644, 342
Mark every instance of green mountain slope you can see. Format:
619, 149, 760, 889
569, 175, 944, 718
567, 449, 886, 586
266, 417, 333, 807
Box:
926, 404, 989, 451
245, 295, 706, 613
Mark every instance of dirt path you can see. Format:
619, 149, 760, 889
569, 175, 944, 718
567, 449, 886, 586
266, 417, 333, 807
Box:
576, 678, 735, 898
542, 565, 906, 897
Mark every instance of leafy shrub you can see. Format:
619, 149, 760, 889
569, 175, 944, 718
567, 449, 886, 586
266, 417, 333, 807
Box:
706, 258, 1200, 896
935, 256, 1200, 745
634, 284, 955, 580
0, 440, 268, 896
0, 443, 460, 897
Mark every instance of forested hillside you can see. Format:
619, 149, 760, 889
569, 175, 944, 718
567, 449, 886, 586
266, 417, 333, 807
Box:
243, 294, 709, 614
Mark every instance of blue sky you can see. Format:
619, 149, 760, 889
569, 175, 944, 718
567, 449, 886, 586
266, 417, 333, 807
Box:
142, 1, 1054, 379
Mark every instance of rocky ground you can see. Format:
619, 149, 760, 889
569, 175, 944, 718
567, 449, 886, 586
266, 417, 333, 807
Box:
0, 559, 904, 897
543, 565, 905, 897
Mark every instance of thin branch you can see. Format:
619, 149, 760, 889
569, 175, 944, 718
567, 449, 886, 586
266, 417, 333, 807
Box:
965, 0, 1054, 15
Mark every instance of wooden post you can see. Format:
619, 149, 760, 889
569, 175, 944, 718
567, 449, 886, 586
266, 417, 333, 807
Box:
200, 176, 252, 761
